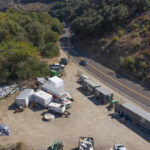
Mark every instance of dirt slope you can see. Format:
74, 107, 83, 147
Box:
77, 9, 150, 87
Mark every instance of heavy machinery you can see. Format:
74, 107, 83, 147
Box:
51, 140, 64, 150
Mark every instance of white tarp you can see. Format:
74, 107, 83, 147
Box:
15, 89, 34, 107
33, 90, 53, 107
48, 76, 64, 92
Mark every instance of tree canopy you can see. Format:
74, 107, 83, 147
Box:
51, 0, 150, 36
0, 10, 63, 82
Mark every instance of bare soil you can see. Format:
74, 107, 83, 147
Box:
0, 50, 150, 150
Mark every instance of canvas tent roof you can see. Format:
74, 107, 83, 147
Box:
48, 76, 63, 88
122, 103, 150, 122
95, 87, 112, 95
41, 83, 65, 96
33, 90, 52, 99
16, 89, 34, 99
84, 78, 100, 88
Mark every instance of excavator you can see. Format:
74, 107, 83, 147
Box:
51, 140, 64, 150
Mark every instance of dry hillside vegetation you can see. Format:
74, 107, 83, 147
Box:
77, 9, 150, 86
0, 0, 55, 11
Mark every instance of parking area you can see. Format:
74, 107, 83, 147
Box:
0, 50, 150, 150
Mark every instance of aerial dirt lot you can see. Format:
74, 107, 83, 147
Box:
0, 50, 150, 150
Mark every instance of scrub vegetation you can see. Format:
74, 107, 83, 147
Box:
0, 10, 63, 82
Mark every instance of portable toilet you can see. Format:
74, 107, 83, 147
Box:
50, 70, 58, 77
94, 87, 113, 104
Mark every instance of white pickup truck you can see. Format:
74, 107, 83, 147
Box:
48, 102, 66, 114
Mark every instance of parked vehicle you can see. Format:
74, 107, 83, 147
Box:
79, 137, 94, 150
49, 63, 64, 70
118, 103, 150, 133
51, 140, 64, 150
54, 97, 72, 108
61, 58, 68, 65
114, 144, 127, 150
80, 60, 87, 66
48, 102, 66, 114
0, 125, 10, 136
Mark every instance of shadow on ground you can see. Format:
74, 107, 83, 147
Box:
60, 35, 150, 90
77, 87, 101, 106
109, 113, 150, 143
8, 102, 18, 111
71, 148, 78, 150
28, 103, 46, 112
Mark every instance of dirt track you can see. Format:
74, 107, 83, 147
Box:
0, 50, 150, 150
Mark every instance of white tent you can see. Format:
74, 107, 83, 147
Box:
33, 90, 53, 107
48, 76, 64, 93
15, 89, 34, 107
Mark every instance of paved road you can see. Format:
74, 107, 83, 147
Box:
60, 26, 150, 111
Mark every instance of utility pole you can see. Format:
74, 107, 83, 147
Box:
67, 27, 70, 61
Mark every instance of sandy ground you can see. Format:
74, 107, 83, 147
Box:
0, 49, 150, 150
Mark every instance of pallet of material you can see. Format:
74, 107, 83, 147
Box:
79, 137, 94, 150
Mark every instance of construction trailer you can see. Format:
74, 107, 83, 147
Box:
79, 75, 89, 83
48, 102, 66, 114
94, 87, 113, 104
41, 83, 66, 99
120, 103, 150, 133
32, 90, 53, 107
82, 78, 100, 94
79, 137, 94, 150
15, 89, 34, 107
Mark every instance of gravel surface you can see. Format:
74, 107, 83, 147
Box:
0, 50, 150, 150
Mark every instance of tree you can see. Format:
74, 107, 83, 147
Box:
41, 42, 59, 58
25, 21, 45, 46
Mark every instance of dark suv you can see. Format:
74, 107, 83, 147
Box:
61, 58, 68, 65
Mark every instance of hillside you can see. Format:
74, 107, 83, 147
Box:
51, 0, 150, 86
0, 10, 63, 82
77, 10, 150, 86
0, 0, 57, 11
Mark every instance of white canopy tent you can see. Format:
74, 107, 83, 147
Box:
15, 89, 34, 107
48, 76, 64, 93
33, 90, 53, 107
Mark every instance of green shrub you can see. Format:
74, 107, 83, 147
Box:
120, 56, 125, 65
133, 23, 140, 29
140, 61, 148, 68
41, 42, 60, 58
16, 142, 25, 150
140, 27, 148, 34
112, 35, 119, 43
123, 57, 136, 72
131, 32, 140, 38
118, 29, 124, 37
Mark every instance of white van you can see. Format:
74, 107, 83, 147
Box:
48, 102, 66, 114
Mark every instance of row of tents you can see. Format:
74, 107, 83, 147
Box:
15, 76, 72, 113
80, 75, 113, 104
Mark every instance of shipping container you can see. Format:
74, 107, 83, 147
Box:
120, 103, 150, 133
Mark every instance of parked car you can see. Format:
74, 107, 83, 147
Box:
49, 63, 64, 70
80, 60, 87, 66
48, 102, 66, 114
114, 144, 127, 150
61, 58, 68, 65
